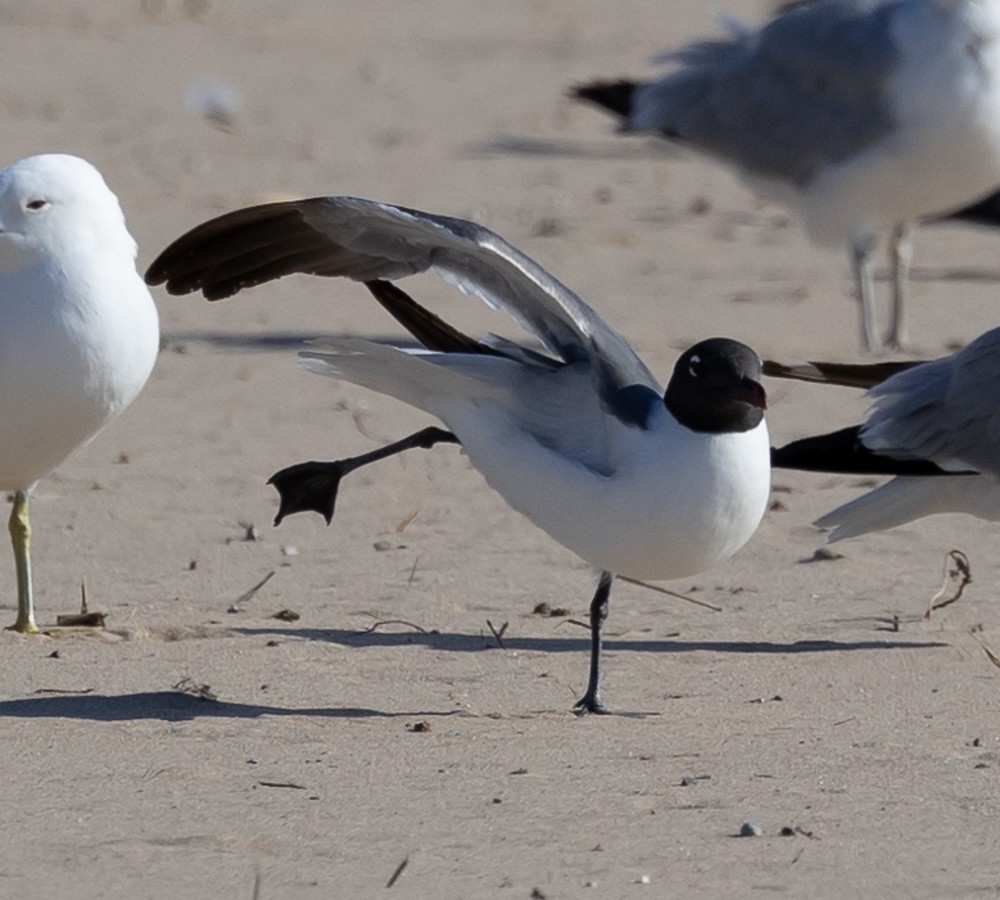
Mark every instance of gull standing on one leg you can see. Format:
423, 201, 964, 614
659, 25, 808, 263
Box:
146, 196, 770, 713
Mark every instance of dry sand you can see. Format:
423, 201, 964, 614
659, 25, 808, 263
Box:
1, 2, 1000, 897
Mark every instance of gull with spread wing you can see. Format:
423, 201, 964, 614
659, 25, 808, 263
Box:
146, 196, 770, 713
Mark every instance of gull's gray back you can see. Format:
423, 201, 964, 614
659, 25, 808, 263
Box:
633, 0, 900, 185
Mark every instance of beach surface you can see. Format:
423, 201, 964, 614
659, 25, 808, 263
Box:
2, 3, 999, 897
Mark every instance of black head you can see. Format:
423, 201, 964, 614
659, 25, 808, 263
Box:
664, 338, 767, 434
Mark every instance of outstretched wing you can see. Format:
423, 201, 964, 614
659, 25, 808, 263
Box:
145, 196, 660, 396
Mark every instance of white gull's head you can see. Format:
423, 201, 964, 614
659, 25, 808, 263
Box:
0, 153, 136, 272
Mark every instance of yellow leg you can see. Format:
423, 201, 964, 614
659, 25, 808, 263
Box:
7, 489, 38, 634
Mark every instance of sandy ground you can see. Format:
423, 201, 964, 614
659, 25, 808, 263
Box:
2, 2, 1000, 897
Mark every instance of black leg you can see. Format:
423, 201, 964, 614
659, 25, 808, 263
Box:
267, 426, 460, 525
574, 571, 614, 715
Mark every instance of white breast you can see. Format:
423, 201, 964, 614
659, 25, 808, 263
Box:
803, 0, 1000, 244
449, 400, 771, 581
0, 256, 158, 490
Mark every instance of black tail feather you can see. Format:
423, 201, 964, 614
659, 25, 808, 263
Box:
762, 359, 921, 390
944, 188, 1000, 229
364, 280, 497, 355
771, 426, 951, 476
571, 80, 638, 120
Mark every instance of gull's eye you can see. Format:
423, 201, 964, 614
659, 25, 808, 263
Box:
25, 199, 49, 211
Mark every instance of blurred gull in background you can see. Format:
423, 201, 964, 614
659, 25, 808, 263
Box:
575, 0, 1000, 352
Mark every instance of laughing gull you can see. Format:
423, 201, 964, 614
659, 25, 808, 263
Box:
573, 0, 1000, 352
145, 196, 771, 713
770, 328, 1000, 541
0, 154, 159, 632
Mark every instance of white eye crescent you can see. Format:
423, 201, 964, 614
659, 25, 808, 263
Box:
688, 354, 701, 378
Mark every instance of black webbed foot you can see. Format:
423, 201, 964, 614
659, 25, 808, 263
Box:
267, 460, 346, 525
267, 428, 460, 528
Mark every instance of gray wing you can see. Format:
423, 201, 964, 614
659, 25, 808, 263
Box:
145, 196, 660, 401
631, 0, 898, 185
861, 326, 1000, 476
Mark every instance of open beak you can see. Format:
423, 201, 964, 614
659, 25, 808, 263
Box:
736, 377, 768, 410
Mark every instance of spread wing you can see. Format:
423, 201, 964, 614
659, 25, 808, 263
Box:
145, 196, 661, 404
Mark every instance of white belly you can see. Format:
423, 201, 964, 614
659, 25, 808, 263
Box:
449, 402, 771, 581
0, 264, 158, 490
803, 0, 1000, 243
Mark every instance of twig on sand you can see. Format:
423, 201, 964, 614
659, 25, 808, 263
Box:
32, 687, 94, 695
925, 550, 971, 619
618, 575, 723, 612
229, 570, 276, 612
55, 579, 107, 627
173, 677, 218, 702
969, 629, 1000, 669
486, 619, 508, 648
355, 617, 432, 635
386, 855, 409, 888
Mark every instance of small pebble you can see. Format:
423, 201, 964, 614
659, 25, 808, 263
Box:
281, 544, 298, 557
637, 875, 651, 885
812, 546, 843, 561
739, 822, 763, 837
184, 79, 243, 131
680, 776, 697, 787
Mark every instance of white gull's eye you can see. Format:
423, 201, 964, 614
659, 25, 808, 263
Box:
25, 199, 49, 212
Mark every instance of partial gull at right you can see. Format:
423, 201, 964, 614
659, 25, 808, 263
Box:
770, 329, 1000, 541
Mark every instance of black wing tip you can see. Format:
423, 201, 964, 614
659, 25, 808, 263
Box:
143, 199, 321, 297
771, 426, 950, 476
763, 358, 923, 390
570, 80, 638, 119
946, 192, 1000, 228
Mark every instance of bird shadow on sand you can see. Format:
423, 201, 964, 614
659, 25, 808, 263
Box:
0, 631, 948, 723
0, 690, 458, 723
232, 625, 949, 657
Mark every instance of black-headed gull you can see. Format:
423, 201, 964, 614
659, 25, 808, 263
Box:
145, 196, 771, 713
573, 0, 1000, 352
0, 154, 159, 632
769, 329, 1000, 541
